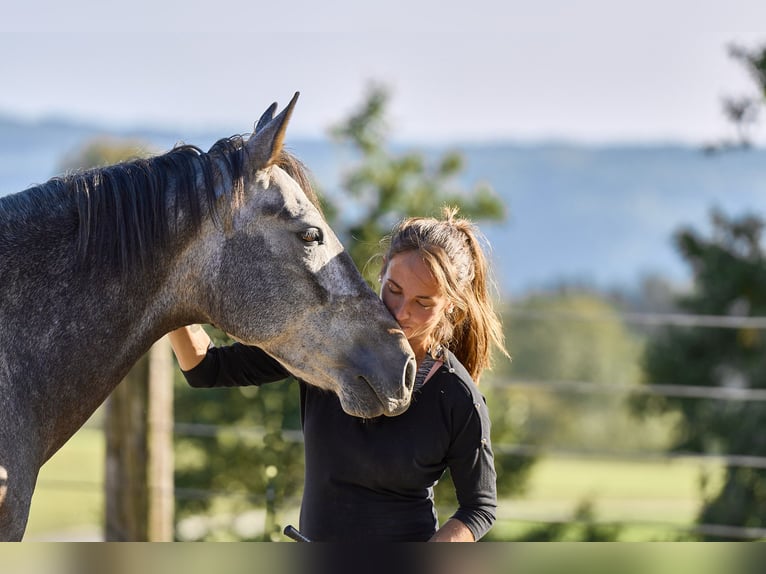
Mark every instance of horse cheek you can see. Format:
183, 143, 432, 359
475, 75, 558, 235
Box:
215, 233, 297, 341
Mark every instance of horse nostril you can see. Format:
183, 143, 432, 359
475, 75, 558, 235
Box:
403, 357, 416, 393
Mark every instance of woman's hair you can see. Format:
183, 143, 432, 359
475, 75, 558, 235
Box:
380, 206, 509, 382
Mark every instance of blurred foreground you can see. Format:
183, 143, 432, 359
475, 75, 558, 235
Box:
2, 543, 760, 574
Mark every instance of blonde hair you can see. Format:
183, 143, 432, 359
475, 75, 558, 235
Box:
380, 206, 508, 382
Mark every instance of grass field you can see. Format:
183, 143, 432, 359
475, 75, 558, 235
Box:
22, 428, 723, 541
24, 426, 104, 540
493, 455, 723, 541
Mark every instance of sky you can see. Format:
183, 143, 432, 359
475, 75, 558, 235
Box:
2, 0, 766, 144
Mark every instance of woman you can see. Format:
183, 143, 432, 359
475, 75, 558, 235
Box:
169, 207, 508, 542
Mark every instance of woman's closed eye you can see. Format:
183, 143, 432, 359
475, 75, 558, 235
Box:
387, 284, 434, 308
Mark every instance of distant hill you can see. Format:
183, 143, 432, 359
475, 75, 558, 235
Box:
457, 142, 766, 296
2, 114, 766, 297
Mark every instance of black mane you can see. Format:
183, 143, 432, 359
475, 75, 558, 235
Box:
0, 136, 248, 273
0, 135, 319, 274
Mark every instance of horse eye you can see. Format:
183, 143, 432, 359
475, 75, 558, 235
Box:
299, 227, 323, 245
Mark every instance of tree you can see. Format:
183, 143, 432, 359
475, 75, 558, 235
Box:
496, 292, 649, 452
327, 83, 506, 284
173, 334, 304, 541
707, 43, 766, 151
634, 210, 766, 539
656, 41, 766, 538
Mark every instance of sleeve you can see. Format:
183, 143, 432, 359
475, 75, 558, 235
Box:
445, 388, 498, 541
181, 342, 291, 389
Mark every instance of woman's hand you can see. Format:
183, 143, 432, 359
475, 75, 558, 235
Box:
168, 325, 212, 371
429, 518, 475, 542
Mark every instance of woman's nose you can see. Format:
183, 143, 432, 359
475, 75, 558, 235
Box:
393, 302, 409, 322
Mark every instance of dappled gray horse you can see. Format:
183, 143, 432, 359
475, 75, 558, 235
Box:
0, 93, 416, 540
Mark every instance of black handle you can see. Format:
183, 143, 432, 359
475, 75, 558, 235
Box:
283, 524, 312, 542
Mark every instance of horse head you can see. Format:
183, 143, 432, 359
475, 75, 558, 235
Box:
187, 94, 416, 418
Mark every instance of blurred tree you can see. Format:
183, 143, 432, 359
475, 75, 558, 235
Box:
678, 40, 766, 537
494, 292, 665, 453
485, 291, 678, 541
506, 293, 642, 385
327, 83, 506, 284
706, 42, 766, 152
633, 210, 766, 540
173, 326, 303, 541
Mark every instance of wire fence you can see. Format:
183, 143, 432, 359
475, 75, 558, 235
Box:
31, 308, 766, 540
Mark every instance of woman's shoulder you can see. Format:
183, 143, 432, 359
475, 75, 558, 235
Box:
430, 350, 492, 441
432, 350, 485, 405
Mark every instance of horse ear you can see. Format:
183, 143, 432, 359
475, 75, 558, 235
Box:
254, 102, 278, 134
247, 92, 300, 169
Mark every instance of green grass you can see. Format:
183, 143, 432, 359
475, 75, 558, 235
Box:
24, 426, 104, 540
494, 455, 724, 541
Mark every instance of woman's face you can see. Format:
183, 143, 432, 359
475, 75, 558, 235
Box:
380, 250, 451, 362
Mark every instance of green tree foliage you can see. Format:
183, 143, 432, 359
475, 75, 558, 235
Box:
495, 292, 658, 453
707, 42, 766, 151
485, 289, 658, 541
507, 293, 642, 385
173, 327, 303, 541
653, 41, 766, 538
634, 210, 766, 539
327, 83, 506, 284
485, 292, 672, 541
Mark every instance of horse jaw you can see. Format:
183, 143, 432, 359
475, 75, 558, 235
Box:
257, 308, 416, 419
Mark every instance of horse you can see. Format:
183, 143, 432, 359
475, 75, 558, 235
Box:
0, 93, 416, 540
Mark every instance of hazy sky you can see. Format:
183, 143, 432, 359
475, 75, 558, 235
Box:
3, 0, 766, 143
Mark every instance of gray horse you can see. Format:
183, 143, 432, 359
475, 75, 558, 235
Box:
0, 93, 416, 540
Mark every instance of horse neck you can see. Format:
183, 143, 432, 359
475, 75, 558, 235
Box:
0, 155, 230, 458
68, 161, 227, 338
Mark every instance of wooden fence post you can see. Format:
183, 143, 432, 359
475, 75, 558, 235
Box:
104, 336, 174, 541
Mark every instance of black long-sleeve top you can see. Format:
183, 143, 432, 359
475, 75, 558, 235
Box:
181, 343, 497, 541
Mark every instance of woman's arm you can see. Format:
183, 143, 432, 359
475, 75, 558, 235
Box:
170, 325, 291, 388
443, 384, 498, 541
169, 325, 212, 371
429, 518, 475, 542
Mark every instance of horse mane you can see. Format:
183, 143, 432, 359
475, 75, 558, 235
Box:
2, 135, 320, 274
